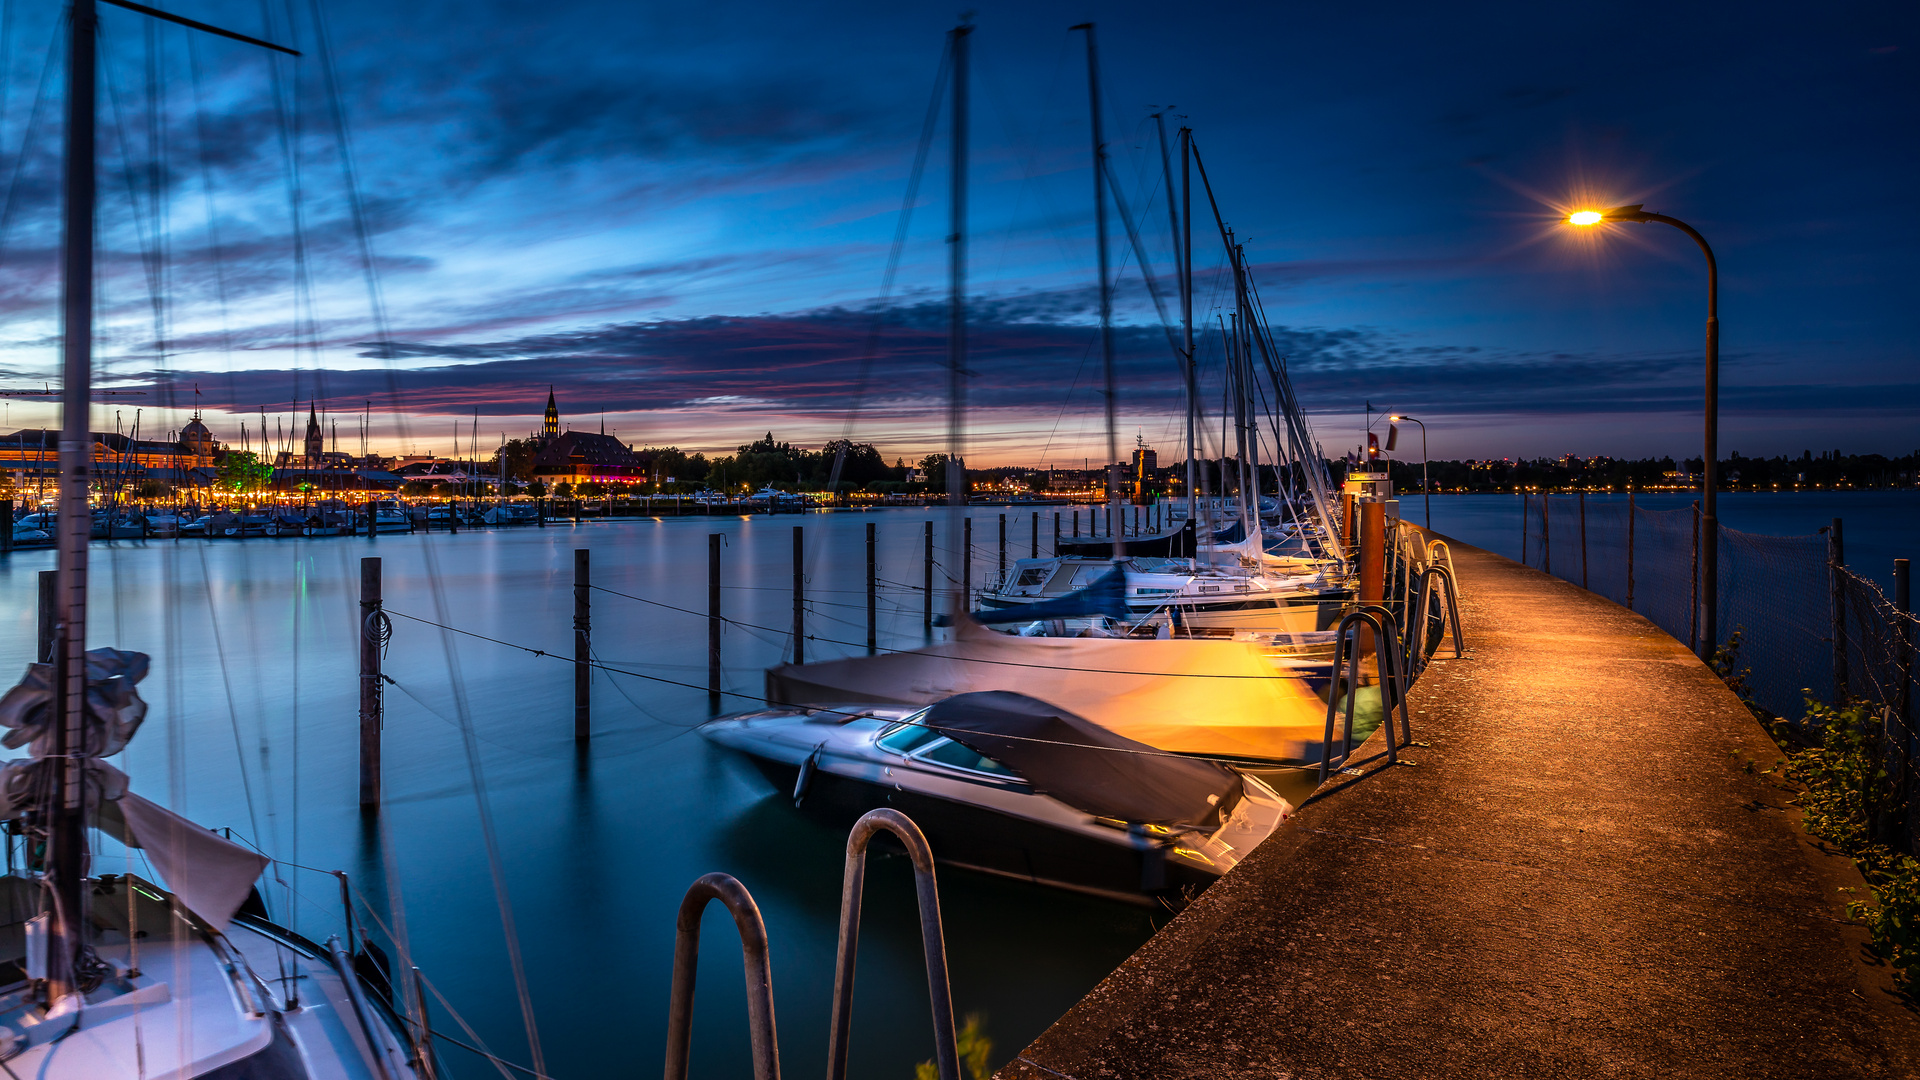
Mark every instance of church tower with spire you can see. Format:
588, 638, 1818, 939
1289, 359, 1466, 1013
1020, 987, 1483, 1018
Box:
304, 402, 324, 463
542, 386, 560, 441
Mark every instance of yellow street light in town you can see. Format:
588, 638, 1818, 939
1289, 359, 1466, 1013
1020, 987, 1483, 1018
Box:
1562, 200, 1722, 658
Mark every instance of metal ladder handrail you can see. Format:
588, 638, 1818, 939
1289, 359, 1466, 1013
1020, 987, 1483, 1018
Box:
1318, 607, 1412, 783
1406, 564, 1467, 675
1426, 537, 1457, 585
664, 873, 780, 1080
1355, 604, 1414, 745
826, 809, 960, 1080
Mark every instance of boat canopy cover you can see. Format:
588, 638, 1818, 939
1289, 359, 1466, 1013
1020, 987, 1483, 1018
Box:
766, 618, 1322, 760
1056, 519, 1196, 559
972, 565, 1129, 625
925, 691, 1240, 825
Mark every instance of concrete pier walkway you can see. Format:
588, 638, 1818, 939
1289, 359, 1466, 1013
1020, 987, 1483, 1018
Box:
1003, 540, 1920, 1079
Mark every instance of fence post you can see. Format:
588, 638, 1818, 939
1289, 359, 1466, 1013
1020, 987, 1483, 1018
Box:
1896, 557, 1910, 726
1626, 490, 1636, 611
1542, 492, 1551, 576
866, 522, 877, 656
37, 570, 55, 664
359, 557, 382, 811
574, 549, 590, 741
1578, 491, 1588, 591
923, 521, 933, 633
708, 534, 721, 712
793, 526, 806, 666
1830, 517, 1847, 701
1690, 501, 1701, 656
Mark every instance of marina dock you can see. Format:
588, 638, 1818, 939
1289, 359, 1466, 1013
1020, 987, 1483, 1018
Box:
1003, 538, 1920, 1079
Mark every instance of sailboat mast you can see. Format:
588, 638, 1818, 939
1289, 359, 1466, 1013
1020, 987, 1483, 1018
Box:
1179, 126, 1197, 534
945, 20, 969, 611
49, 0, 99, 1004
1072, 22, 1121, 559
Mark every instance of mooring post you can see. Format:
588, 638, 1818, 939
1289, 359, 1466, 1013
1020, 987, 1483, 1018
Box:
998, 513, 1006, 576
574, 548, 590, 741
37, 570, 56, 663
1830, 517, 1847, 700
1358, 502, 1386, 655
963, 517, 972, 604
537, 497, 546, 527
792, 526, 805, 665
1, 503, 12, 557
1626, 489, 1637, 611
1072, 509, 1078, 537
1578, 491, 1588, 590
359, 557, 383, 810
866, 522, 877, 655
708, 533, 721, 711
923, 520, 933, 632
1053, 512, 1061, 551
449, 503, 458, 535
1031, 511, 1038, 558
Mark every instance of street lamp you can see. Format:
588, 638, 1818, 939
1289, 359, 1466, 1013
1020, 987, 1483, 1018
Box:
1567, 203, 1720, 658
1388, 415, 1429, 529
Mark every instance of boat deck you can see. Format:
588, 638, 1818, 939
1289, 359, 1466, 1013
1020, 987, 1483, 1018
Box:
1000, 538, 1920, 1079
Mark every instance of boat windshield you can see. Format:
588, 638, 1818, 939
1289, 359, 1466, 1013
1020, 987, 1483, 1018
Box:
914, 737, 1018, 778
876, 712, 940, 755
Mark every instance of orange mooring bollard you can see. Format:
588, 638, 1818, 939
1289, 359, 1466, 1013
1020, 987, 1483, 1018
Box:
1358, 501, 1387, 655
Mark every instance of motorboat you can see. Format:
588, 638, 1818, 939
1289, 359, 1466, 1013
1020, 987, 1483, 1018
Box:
702, 690, 1294, 903
367, 502, 413, 533
9, 524, 51, 548
89, 510, 147, 540
143, 511, 181, 537
482, 503, 540, 525
977, 555, 1347, 636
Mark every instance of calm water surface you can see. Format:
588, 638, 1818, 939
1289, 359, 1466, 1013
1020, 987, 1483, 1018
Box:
0, 507, 1155, 1080
1414, 491, 1917, 591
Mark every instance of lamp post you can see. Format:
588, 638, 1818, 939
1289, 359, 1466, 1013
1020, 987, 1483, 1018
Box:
1389, 414, 1429, 529
1568, 203, 1719, 658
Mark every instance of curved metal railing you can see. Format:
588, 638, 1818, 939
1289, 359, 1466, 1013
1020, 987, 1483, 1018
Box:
663, 873, 781, 1080
826, 809, 959, 1080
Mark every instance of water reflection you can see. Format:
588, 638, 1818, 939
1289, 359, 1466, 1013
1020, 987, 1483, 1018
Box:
0, 508, 1153, 1079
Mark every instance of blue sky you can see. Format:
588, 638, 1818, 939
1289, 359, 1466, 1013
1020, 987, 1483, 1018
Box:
0, 0, 1912, 465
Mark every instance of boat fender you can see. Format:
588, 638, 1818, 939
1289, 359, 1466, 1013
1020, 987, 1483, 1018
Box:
793, 743, 824, 807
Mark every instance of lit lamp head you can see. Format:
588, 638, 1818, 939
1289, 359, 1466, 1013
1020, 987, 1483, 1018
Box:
1568, 203, 1651, 226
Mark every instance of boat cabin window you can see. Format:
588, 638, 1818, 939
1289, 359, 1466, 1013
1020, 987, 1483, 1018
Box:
1014, 567, 1050, 587
1069, 565, 1109, 588
876, 720, 941, 755
914, 738, 1017, 778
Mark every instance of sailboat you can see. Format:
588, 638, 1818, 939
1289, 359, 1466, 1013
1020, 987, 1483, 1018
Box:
0, 2, 427, 1075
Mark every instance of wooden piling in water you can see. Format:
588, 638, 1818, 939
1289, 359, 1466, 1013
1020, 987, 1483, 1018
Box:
359, 557, 383, 810
998, 513, 1006, 576
792, 526, 805, 665
708, 533, 721, 711
37, 570, 55, 663
574, 548, 590, 741
1031, 512, 1038, 558
963, 517, 972, 604
924, 521, 933, 631
866, 522, 877, 655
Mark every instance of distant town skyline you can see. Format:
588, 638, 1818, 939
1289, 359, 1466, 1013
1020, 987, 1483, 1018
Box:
0, 1, 1910, 465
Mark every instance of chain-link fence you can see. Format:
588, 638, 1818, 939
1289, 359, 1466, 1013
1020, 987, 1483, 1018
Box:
1519, 493, 1913, 728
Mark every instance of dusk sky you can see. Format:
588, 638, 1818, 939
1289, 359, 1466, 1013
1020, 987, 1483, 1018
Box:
0, 0, 1911, 465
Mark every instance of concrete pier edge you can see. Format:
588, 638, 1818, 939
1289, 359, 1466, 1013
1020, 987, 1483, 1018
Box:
1000, 537, 1920, 1080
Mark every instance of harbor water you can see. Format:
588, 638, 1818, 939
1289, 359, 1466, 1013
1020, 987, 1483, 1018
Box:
0, 507, 1154, 1080
0, 492, 1908, 1078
